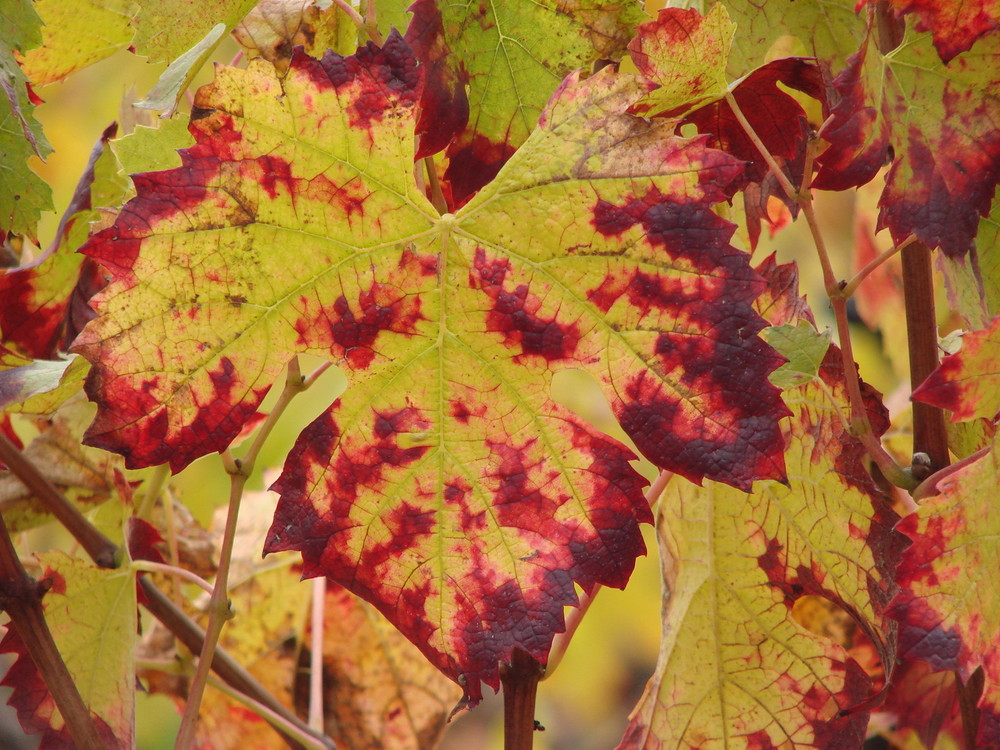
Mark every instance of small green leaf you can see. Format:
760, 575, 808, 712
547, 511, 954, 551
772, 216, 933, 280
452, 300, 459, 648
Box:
763, 322, 832, 389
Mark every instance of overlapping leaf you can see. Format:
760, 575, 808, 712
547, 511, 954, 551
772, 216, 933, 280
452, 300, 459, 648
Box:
77, 35, 789, 700
618, 270, 902, 749
405, 0, 644, 205
629, 7, 824, 248
0, 552, 136, 749
0, 0, 52, 239
886, 435, 1000, 747
814, 24, 1000, 258
861, 0, 1000, 63
912, 316, 1000, 421
314, 583, 463, 750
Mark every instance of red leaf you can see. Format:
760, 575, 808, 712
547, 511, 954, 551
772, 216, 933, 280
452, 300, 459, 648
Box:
859, 0, 1000, 63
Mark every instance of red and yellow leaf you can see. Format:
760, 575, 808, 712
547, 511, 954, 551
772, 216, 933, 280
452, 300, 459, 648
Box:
78, 36, 789, 702
0, 552, 136, 749
860, 0, 1000, 63
405, 0, 644, 205
813, 24, 1000, 258
912, 315, 1000, 421
618, 342, 902, 750
886, 434, 1000, 747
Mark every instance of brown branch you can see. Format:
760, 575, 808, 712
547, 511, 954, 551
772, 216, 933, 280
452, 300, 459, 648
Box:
0, 511, 106, 750
901, 241, 950, 474
0, 432, 332, 750
500, 648, 544, 750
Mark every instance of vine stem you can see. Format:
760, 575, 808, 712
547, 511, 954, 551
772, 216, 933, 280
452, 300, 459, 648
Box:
175, 357, 311, 749
0, 511, 105, 750
725, 92, 915, 489
424, 158, 448, 214
334, 0, 382, 44
501, 648, 545, 750
0, 432, 330, 749
131, 560, 214, 594
543, 469, 674, 680
309, 576, 327, 732
840, 235, 915, 299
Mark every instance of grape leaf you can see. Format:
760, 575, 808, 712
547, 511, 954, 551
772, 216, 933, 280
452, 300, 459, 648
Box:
405, 0, 644, 205
0, 0, 53, 239
724, 0, 867, 75
882, 656, 961, 750
311, 583, 464, 750
885, 434, 1000, 747
862, 0, 1000, 63
618, 343, 902, 750
0, 415, 119, 533
17, 0, 133, 86
0, 354, 88, 413
130, 0, 258, 63
76, 36, 790, 700
0, 122, 120, 359
19, 0, 256, 85
627, 3, 735, 120
233, 0, 359, 70
0, 552, 136, 749
911, 316, 1000, 421
813, 25, 1000, 258
627, 7, 824, 247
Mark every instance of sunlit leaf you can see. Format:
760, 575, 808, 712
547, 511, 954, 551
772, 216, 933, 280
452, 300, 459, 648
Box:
886, 434, 1000, 747
814, 26, 1000, 258
912, 316, 1000, 421
618, 335, 902, 748
405, 0, 644, 205
76, 35, 790, 701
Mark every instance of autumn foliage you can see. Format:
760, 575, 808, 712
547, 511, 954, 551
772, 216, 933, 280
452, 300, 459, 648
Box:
1, 0, 999, 748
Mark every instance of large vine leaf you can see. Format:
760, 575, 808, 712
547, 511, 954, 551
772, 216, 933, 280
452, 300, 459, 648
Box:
813, 24, 1000, 258
885, 434, 1000, 747
77, 36, 790, 700
618, 341, 902, 750
911, 315, 1000, 421
405, 0, 644, 205
0, 552, 136, 748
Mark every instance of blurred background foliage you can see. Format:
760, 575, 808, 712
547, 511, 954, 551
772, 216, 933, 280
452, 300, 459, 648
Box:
2, 0, 913, 746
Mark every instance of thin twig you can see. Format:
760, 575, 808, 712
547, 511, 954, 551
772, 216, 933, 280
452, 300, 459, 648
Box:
136, 463, 171, 520
309, 576, 327, 732
724, 92, 798, 202
424, 157, 448, 214
840, 235, 915, 299
208, 674, 334, 750
174, 357, 315, 748
131, 560, 215, 594
333, 0, 382, 44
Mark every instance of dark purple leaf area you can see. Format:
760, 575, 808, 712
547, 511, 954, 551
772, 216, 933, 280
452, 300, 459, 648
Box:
406, 0, 469, 159
683, 58, 824, 186
265, 404, 651, 704
589, 190, 790, 490
814, 35, 1000, 258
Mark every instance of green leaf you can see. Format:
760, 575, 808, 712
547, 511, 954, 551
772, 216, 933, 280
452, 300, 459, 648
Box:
112, 117, 193, 176
763, 322, 832, 389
